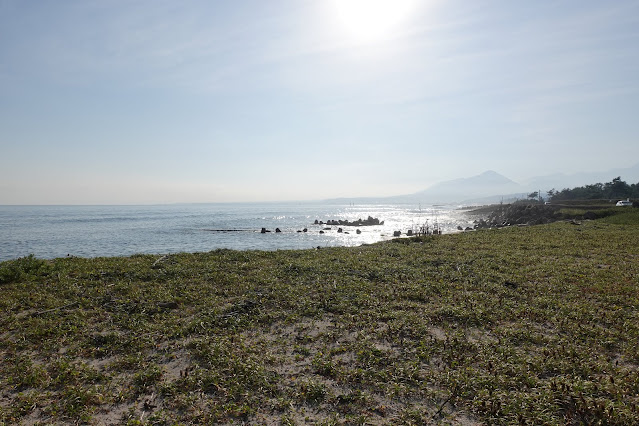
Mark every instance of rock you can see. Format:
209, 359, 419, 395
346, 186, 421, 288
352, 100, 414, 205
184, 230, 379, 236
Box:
407, 230, 413, 236
583, 211, 597, 220
337, 228, 343, 233
275, 228, 281, 233
303, 228, 308, 232
319, 230, 325, 234
318, 216, 383, 227
503, 281, 518, 289
260, 228, 270, 234
393, 231, 401, 237
356, 229, 361, 234
457, 226, 463, 231
314, 220, 319, 224
465, 227, 473, 231
480, 203, 560, 228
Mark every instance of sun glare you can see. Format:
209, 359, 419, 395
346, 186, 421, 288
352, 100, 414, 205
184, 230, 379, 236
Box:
334, 0, 416, 43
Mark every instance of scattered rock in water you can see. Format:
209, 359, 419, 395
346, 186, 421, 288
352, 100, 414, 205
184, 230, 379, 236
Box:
474, 219, 488, 229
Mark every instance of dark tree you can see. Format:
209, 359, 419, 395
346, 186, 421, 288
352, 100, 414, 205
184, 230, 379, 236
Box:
604, 177, 631, 199
549, 177, 638, 201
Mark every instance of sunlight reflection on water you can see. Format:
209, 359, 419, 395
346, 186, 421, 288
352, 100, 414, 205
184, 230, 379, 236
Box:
0, 203, 476, 261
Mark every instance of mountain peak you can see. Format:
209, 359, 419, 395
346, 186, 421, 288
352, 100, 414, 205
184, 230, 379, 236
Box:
413, 170, 522, 202
475, 170, 518, 184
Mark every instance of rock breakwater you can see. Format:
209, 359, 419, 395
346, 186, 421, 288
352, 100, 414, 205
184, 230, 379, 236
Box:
314, 216, 384, 227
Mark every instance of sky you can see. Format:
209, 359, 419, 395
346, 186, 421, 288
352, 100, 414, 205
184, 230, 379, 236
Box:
1, 0, 638, 204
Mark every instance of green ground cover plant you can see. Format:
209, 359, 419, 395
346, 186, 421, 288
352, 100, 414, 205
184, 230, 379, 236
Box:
557, 206, 639, 221
1, 213, 638, 424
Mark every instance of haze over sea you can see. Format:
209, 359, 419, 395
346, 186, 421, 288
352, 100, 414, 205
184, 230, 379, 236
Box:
0, 203, 471, 262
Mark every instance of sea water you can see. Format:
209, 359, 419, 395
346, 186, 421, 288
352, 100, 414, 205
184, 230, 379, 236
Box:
0, 202, 474, 261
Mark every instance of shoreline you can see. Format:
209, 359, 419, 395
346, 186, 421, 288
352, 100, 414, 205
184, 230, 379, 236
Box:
0, 204, 473, 262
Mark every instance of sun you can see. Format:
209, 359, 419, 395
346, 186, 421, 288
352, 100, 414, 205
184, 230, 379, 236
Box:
334, 0, 416, 43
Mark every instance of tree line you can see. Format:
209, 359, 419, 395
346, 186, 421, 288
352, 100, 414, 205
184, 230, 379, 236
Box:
546, 177, 639, 201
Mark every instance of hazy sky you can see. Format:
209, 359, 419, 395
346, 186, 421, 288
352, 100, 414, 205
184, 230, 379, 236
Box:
1, 0, 638, 204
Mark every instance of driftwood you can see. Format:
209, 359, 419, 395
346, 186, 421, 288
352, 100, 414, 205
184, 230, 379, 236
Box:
431, 386, 458, 420
31, 301, 79, 317
151, 255, 169, 269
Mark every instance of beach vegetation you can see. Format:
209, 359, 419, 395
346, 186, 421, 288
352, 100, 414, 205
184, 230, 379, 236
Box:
1, 214, 638, 424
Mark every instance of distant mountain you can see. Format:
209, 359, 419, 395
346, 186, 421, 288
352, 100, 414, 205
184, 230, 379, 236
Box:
325, 171, 526, 205
524, 163, 639, 192
409, 170, 524, 203
324, 163, 639, 205
404, 164, 639, 204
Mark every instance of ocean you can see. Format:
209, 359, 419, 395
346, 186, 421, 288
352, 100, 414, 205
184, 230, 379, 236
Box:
0, 202, 473, 262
